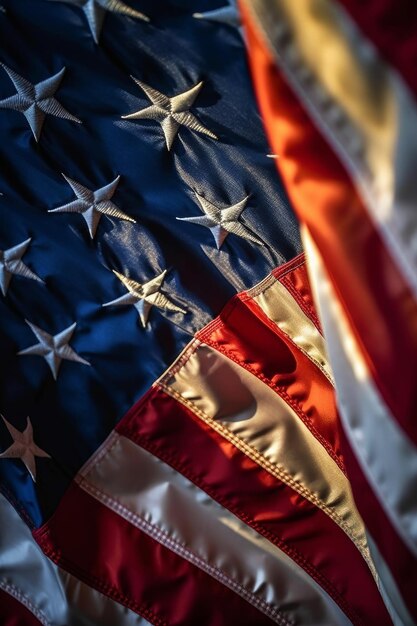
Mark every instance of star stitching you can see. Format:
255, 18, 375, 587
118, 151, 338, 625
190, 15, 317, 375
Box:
0, 238, 43, 296
49, 173, 134, 239
103, 269, 186, 327
0, 416, 50, 482
0, 64, 81, 141
18, 320, 90, 380
177, 192, 264, 249
122, 78, 217, 151
47, 0, 149, 43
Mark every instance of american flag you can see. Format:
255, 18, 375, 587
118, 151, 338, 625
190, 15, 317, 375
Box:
0, 0, 414, 625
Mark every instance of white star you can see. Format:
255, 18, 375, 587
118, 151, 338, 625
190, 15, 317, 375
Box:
0, 64, 81, 141
0, 416, 50, 482
47, 0, 149, 43
122, 78, 217, 151
193, 0, 243, 37
49, 173, 134, 239
0, 238, 43, 296
18, 320, 90, 380
177, 192, 264, 249
103, 269, 186, 327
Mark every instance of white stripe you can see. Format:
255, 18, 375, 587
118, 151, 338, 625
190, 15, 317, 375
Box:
302, 227, 417, 621
303, 228, 417, 555
248, 0, 417, 299
59, 571, 151, 626
0, 493, 152, 626
366, 534, 415, 626
0, 493, 68, 625
78, 431, 352, 626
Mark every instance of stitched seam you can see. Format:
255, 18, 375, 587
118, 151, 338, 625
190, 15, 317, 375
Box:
274, 260, 306, 280
275, 319, 334, 385
282, 277, 322, 332
158, 339, 200, 382
205, 335, 346, 478
77, 478, 292, 626
281, 274, 322, 333
34, 527, 164, 626
195, 285, 337, 473
77, 438, 294, 624
121, 406, 363, 626
0, 579, 51, 626
116, 386, 157, 433
252, 281, 333, 386
124, 291, 365, 558
158, 381, 365, 557
245, 273, 276, 298
163, 372, 376, 582
78, 431, 119, 478
272, 254, 306, 280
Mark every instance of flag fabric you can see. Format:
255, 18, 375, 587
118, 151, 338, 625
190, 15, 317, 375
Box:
0, 1, 409, 625
240, 0, 417, 624
0, 0, 299, 525
1, 249, 392, 625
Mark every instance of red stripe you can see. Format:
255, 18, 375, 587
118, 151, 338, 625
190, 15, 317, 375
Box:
117, 385, 391, 626
241, 0, 417, 451
34, 482, 274, 626
337, 0, 417, 98
272, 253, 323, 333
197, 292, 343, 469
0, 588, 42, 626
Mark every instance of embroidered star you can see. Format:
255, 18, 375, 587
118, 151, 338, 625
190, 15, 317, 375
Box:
122, 78, 217, 151
0, 416, 50, 482
0, 238, 43, 296
177, 192, 264, 249
103, 269, 186, 327
49, 174, 134, 239
48, 0, 149, 43
0, 64, 81, 141
18, 320, 90, 380
193, 0, 242, 36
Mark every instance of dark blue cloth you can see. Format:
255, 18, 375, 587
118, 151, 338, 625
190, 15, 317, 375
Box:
0, 0, 301, 526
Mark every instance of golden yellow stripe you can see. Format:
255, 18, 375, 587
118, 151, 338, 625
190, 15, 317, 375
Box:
250, 275, 334, 383
159, 343, 375, 576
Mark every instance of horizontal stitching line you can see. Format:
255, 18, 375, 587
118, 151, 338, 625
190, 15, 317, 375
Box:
78, 431, 119, 478
250, 280, 333, 384
272, 255, 306, 280
0, 579, 51, 626
122, 409, 362, 626
78, 478, 292, 626
159, 339, 200, 382
204, 337, 347, 482
35, 533, 165, 626
159, 379, 366, 557
281, 276, 322, 332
